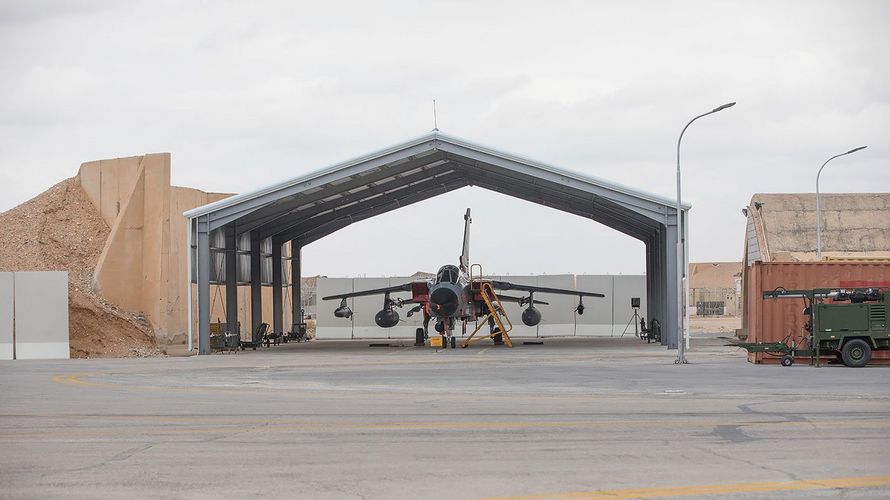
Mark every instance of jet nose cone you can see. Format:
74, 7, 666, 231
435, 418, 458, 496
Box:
429, 285, 460, 317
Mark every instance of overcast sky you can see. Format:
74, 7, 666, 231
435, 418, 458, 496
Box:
1, 1, 888, 277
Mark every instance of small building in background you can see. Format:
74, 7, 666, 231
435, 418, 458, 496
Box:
743, 193, 890, 265
688, 262, 741, 317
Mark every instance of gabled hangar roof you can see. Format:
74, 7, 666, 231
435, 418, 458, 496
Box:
184, 131, 689, 245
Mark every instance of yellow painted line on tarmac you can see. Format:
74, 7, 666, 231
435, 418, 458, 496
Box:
51, 372, 224, 393
51, 372, 117, 390
477, 347, 492, 355
482, 475, 890, 500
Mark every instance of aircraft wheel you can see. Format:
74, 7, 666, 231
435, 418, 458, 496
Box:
415, 328, 425, 346
841, 339, 871, 367
780, 355, 794, 367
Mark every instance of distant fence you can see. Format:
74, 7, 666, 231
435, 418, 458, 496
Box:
691, 287, 740, 317
316, 275, 647, 339
0, 272, 69, 360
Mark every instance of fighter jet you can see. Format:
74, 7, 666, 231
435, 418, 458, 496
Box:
323, 209, 605, 348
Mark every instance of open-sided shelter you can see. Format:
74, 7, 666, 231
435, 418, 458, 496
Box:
184, 132, 690, 353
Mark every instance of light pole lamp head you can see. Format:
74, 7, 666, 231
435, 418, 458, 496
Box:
846, 145, 867, 154
712, 102, 736, 113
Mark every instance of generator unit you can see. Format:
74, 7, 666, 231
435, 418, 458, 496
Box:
733, 287, 889, 367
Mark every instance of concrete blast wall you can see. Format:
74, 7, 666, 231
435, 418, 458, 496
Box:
77, 155, 231, 344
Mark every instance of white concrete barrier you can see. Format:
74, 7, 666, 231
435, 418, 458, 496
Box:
316, 274, 645, 340
315, 278, 355, 339
611, 275, 648, 337
575, 275, 615, 336
2, 272, 69, 359
0, 273, 13, 360
536, 274, 578, 337
491, 275, 539, 337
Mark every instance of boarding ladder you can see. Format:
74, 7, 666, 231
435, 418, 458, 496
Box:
462, 264, 513, 348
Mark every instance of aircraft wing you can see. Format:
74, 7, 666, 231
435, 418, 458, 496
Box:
489, 280, 605, 298
321, 283, 414, 301
497, 294, 549, 305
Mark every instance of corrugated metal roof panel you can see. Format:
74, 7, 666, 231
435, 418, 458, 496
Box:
184, 131, 689, 220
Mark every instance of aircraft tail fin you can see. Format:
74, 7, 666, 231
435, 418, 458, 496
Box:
459, 208, 471, 272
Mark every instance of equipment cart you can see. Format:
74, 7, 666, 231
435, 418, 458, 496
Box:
730, 287, 889, 367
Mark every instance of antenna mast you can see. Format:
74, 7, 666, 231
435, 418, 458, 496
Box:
432, 99, 439, 131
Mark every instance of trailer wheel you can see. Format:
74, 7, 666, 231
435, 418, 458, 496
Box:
841, 339, 871, 367
781, 355, 794, 367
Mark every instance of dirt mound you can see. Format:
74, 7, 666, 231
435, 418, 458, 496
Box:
0, 178, 159, 358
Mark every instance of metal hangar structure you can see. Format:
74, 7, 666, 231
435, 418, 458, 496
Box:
184, 132, 690, 354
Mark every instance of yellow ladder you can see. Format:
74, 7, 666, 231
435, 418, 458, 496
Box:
462, 281, 513, 348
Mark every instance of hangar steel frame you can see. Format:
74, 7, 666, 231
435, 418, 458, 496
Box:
184, 132, 690, 354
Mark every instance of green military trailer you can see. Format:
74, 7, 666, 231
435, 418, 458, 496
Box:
731, 287, 890, 367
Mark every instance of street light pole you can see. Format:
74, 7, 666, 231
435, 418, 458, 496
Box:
675, 101, 735, 364
815, 146, 867, 260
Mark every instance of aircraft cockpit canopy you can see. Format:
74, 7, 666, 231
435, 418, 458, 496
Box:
436, 265, 460, 284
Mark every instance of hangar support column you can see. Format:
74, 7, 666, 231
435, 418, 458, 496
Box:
664, 223, 681, 349
645, 236, 656, 334
225, 225, 239, 335
272, 239, 283, 335
647, 228, 667, 346
290, 241, 302, 328
250, 231, 262, 334
197, 217, 211, 355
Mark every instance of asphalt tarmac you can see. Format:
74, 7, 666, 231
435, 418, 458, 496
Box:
1, 335, 888, 499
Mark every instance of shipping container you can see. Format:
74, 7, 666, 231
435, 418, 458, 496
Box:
743, 262, 890, 364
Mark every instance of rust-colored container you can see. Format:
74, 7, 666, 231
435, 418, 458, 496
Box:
744, 262, 890, 364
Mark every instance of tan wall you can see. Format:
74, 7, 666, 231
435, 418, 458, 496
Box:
76, 153, 303, 345
77, 157, 143, 227
166, 187, 231, 343
77, 154, 234, 344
